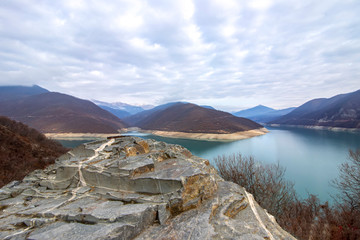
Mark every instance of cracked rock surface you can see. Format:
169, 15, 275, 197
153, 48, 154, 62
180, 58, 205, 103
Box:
0, 136, 295, 240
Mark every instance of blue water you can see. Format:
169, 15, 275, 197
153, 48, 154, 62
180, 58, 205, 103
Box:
57, 127, 360, 203
57, 139, 96, 148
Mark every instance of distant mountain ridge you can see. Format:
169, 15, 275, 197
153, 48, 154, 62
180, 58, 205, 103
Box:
126, 102, 263, 134
233, 105, 295, 123
123, 102, 185, 126
233, 105, 275, 118
0, 85, 49, 102
0, 92, 127, 133
200, 105, 216, 110
271, 90, 360, 128
92, 100, 153, 114
95, 105, 132, 119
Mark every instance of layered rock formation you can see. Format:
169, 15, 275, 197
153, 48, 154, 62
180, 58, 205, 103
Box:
0, 136, 295, 239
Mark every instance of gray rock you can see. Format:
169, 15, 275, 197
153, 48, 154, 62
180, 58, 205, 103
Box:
0, 136, 296, 240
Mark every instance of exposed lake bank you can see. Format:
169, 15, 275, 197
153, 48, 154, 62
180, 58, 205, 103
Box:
267, 124, 360, 133
46, 127, 268, 141
45, 133, 119, 140
141, 127, 268, 141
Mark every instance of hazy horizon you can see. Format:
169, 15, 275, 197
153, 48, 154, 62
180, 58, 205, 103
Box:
0, 0, 359, 111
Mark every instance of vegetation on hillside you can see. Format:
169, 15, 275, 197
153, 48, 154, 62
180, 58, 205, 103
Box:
0, 92, 127, 133
215, 151, 360, 240
0, 116, 68, 187
131, 103, 263, 133
271, 89, 360, 128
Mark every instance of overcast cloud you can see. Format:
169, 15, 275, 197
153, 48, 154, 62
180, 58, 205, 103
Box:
0, 0, 359, 111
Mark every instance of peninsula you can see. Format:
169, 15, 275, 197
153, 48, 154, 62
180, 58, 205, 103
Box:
123, 102, 268, 141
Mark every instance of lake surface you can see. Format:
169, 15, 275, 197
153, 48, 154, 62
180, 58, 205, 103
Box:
57, 126, 360, 203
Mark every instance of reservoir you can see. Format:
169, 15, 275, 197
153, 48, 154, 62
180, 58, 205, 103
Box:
57, 126, 360, 203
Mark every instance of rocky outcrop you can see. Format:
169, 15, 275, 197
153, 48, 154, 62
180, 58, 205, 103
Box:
0, 136, 295, 240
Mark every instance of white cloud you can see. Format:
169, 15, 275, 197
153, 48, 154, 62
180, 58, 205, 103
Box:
115, 14, 143, 32
129, 38, 161, 51
249, 0, 273, 10
179, 0, 195, 20
0, 0, 359, 110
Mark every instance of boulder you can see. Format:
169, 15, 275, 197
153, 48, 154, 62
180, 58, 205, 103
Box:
0, 136, 295, 240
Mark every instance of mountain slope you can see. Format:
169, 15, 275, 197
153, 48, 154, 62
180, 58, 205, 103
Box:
233, 105, 275, 118
92, 100, 147, 115
0, 116, 68, 187
233, 105, 295, 123
96, 105, 131, 119
254, 107, 296, 123
136, 103, 263, 134
246, 107, 296, 123
0, 85, 49, 102
0, 92, 127, 133
200, 105, 216, 110
123, 102, 184, 126
271, 90, 360, 128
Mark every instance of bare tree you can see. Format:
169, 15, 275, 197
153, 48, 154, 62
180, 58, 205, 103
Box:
332, 149, 360, 211
331, 149, 360, 239
216, 151, 360, 240
215, 153, 296, 217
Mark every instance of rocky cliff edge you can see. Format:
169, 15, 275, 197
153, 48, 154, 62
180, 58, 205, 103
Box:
0, 136, 295, 240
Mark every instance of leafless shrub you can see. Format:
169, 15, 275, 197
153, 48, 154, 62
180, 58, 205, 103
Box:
331, 149, 360, 239
215, 151, 360, 240
215, 153, 296, 217
332, 149, 360, 212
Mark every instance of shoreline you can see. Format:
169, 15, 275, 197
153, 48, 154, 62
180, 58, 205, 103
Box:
141, 128, 269, 141
45, 128, 269, 141
44, 133, 120, 140
266, 124, 360, 133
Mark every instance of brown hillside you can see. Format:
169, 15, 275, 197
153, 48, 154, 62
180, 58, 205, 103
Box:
138, 103, 263, 133
0, 116, 68, 187
0, 92, 127, 133
271, 89, 360, 128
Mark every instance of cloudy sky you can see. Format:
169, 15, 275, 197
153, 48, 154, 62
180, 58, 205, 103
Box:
0, 0, 359, 111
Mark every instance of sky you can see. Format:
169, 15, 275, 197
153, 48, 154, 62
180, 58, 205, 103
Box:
0, 0, 359, 111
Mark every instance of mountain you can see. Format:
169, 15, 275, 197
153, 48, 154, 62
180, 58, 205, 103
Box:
96, 105, 132, 119
0, 116, 68, 187
92, 100, 150, 115
131, 102, 263, 134
123, 102, 185, 126
271, 90, 360, 128
0, 92, 127, 133
233, 105, 275, 118
233, 105, 296, 123
200, 105, 215, 110
253, 107, 296, 123
0, 85, 49, 102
